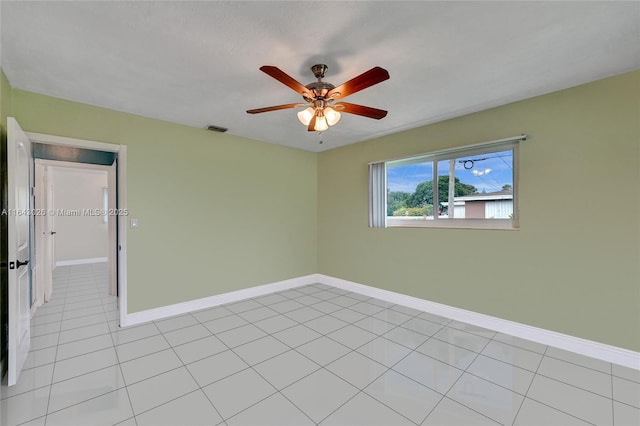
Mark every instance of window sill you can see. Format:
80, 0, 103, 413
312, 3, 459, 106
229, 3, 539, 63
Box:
385, 217, 519, 230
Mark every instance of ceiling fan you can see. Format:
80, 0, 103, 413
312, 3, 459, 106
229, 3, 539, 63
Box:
247, 64, 390, 132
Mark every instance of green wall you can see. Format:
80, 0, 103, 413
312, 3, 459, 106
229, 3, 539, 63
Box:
11, 90, 318, 313
318, 70, 640, 352
0, 69, 11, 129
2, 69, 638, 353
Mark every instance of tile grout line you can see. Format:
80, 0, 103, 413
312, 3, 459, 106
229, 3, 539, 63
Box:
36, 264, 127, 423
171, 287, 374, 374
532, 370, 616, 400
511, 335, 548, 425
319, 299, 497, 425
611, 362, 615, 426
262, 289, 433, 425
542, 352, 614, 377
417, 329, 497, 425
202, 285, 388, 421
186, 303, 320, 425
42, 268, 70, 426
396, 328, 550, 403
198, 315, 319, 424
227, 285, 417, 425
99, 267, 139, 426
144, 318, 228, 425
519, 347, 602, 425
315, 332, 429, 425
142, 284, 400, 358
522, 396, 599, 425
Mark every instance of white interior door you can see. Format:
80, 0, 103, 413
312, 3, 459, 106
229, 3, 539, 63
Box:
108, 162, 117, 296
34, 162, 45, 309
45, 173, 56, 276
7, 117, 32, 386
34, 162, 55, 306
45, 167, 55, 300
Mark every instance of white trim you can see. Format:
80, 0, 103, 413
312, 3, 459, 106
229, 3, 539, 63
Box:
25, 132, 120, 152
33, 158, 112, 173
56, 257, 108, 267
371, 134, 526, 165
385, 217, 517, 230
318, 274, 640, 370
116, 271, 639, 370
119, 274, 323, 328
117, 146, 128, 328
454, 194, 513, 201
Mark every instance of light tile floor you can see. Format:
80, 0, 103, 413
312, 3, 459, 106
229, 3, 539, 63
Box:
1, 264, 639, 425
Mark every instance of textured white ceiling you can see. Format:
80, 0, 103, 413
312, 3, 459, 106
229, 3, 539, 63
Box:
1, 1, 639, 152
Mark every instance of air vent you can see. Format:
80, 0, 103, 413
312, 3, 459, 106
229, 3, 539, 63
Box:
206, 125, 228, 133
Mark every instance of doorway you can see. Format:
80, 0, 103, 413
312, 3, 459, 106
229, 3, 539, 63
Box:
3, 124, 127, 386
33, 161, 116, 313
26, 131, 128, 327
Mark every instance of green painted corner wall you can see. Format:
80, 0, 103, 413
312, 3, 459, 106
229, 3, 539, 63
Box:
317, 70, 640, 352
11, 90, 318, 313
0, 68, 11, 129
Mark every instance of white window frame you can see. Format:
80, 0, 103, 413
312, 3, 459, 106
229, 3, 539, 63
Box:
370, 135, 526, 230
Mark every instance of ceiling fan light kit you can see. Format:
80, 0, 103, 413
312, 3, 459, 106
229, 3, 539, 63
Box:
297, 105, 341, 128
247, 63, 390, 133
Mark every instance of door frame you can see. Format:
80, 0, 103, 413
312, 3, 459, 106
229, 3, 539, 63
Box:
26, 131, 128, 327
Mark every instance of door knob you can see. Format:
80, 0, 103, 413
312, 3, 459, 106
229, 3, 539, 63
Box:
16, 259, 29, 268
50, 231, 57, 235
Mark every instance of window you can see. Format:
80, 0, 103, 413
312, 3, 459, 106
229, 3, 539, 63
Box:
369, 135, 525, 229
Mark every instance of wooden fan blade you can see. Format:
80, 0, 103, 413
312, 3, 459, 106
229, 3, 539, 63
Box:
334, 102, 388, 119
328, 67, 389, 100
246, 103, 305, 114
260, 66, 312, 98
308, 114, 317, 132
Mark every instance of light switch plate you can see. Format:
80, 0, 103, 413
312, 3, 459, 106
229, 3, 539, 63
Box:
130, 219, 138, 229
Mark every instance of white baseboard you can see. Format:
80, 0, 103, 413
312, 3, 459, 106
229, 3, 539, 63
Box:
56, 257, 108, 267
318, 274, 640, 371
120, 274, 323, 327
118, 272, 639, 370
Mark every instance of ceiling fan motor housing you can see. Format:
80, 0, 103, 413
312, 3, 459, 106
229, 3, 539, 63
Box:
304, 65, 336, 102
304, 82, 335, 101
311, 64, 328, 79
